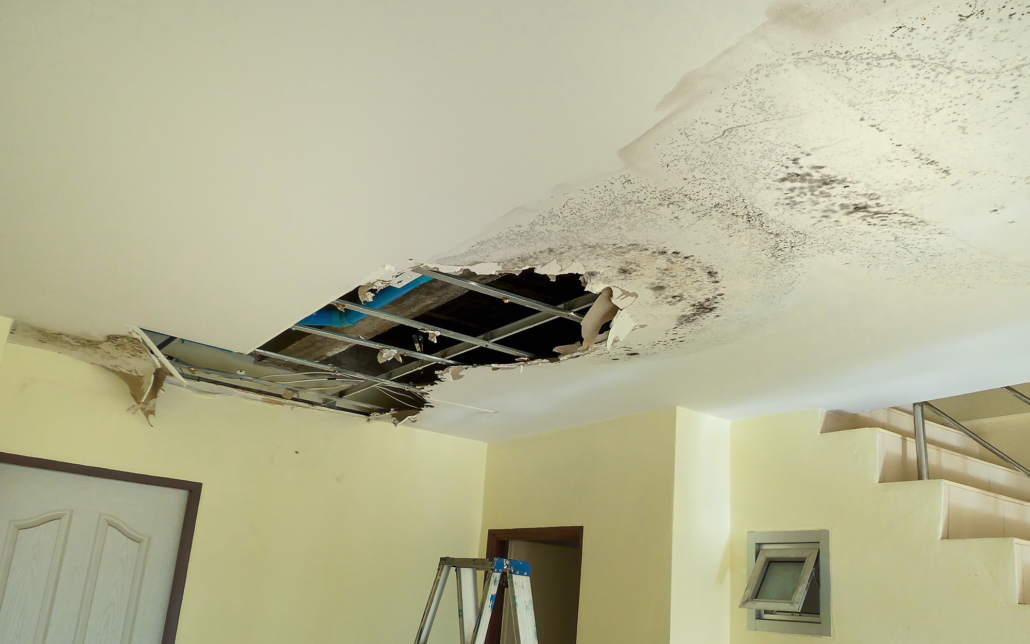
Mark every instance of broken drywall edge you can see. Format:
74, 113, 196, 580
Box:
438, 365, 467, 382
128, 326, 189, 388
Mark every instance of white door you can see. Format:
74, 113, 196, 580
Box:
0, 463, 189, 644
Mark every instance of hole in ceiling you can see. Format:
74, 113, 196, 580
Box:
246, 266, 601, 421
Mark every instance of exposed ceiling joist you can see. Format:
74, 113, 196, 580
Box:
333, 300, 535, 359
413, 268, 584, 322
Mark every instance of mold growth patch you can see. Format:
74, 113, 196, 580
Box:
432, 0, 1030, 361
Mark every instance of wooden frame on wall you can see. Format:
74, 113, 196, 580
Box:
0, 451, 203, 644
484, 526, 584, 644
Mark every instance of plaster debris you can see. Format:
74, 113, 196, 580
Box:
423, 330, 441, 343
377, 348, 402, 364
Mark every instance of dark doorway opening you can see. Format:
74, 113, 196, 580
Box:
485, 526, 583, 644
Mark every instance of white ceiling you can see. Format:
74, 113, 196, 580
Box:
0, 0, 767, 351
4, 0, 1030, 441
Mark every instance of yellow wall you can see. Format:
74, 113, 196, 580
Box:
480, 408, 678, 644
0, 343, 487, 644
731, 410, 1030, 643
671, 408, 731, 644
0, 316, 11, 370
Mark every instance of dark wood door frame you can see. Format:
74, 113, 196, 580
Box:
484, 526, 584, 644
0, 452, 202, 644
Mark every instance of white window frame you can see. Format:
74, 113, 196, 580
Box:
744, 530, 831, 637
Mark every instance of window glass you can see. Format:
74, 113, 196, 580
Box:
756, 560, 805, 601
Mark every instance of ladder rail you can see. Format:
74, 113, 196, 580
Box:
414, 557, 538, 644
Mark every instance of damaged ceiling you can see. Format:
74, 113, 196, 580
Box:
3, 0, 1030, 439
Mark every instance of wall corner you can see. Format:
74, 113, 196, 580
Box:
670, 407, 731, 644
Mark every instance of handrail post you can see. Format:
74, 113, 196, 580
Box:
923, 401, 1030, 478
913, 402, 930, 481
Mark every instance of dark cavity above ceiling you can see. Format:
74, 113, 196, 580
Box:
249, 267, 597, 419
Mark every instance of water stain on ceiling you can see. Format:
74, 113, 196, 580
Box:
432, 0, 1030, 366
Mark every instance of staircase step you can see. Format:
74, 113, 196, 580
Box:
879, 429, 1030, 503
825, 407, 980, 458
942, 481, 1030, 542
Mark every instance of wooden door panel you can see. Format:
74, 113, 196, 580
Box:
76, 516, 150, 644
0, 510, 71, 644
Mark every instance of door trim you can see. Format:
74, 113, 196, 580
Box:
0, 452, 202, 644
484, 526, 584, 644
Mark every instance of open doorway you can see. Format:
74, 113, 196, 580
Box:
485, 526, 583, 644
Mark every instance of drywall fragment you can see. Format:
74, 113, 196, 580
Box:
423, 330, 441, 343
125, 367, 169, 426
606, 310, 639, 349
438, 366, 467, 382
377, 348, 402, 364
580, 287, 618, 349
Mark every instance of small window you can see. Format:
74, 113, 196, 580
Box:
742, 530, 830, 637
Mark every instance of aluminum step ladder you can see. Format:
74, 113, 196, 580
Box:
414, 557, 538, 644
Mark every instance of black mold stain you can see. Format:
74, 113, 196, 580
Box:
677, 294, 724, 326
776, 159, 926, 231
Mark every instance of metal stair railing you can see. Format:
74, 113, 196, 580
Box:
912, 391, 1030, 480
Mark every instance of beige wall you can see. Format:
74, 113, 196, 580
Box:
480, 408, 678, 644
0, 343, 487, 644
671, 408, 731, 644
731, 410, 1030, 643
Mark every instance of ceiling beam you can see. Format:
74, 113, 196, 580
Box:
338, 292, 597, 399
333, 300, 535, 359
412, 267, 584, 322
290, 325, 461, 366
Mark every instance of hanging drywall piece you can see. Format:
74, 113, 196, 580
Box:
580, 287, 618, 349
125, 367, 169, 426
